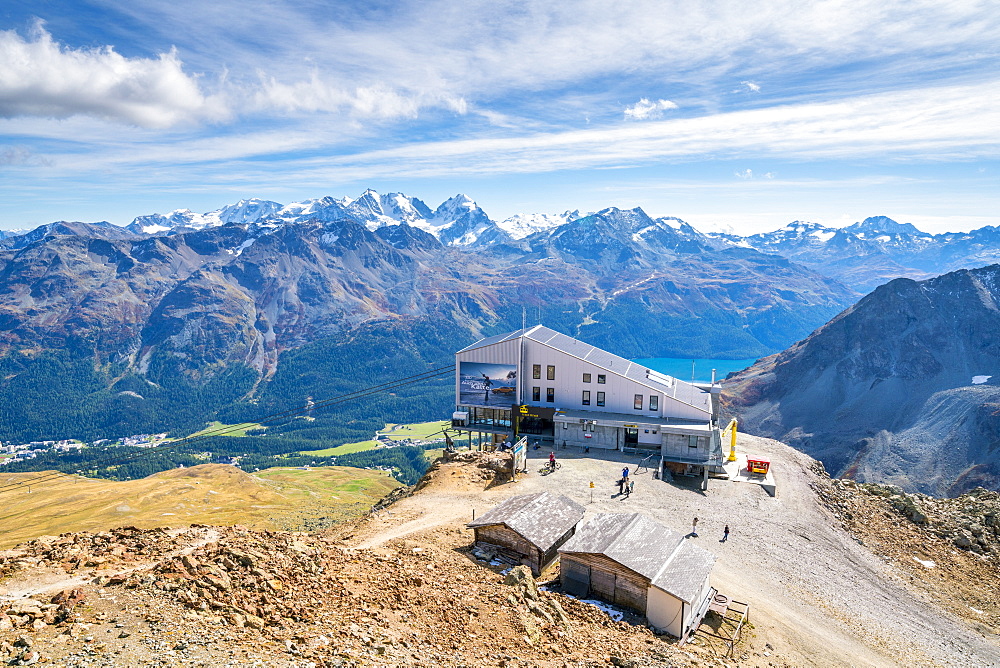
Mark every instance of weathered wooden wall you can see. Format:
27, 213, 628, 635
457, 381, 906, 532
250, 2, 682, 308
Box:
560, 552, 649, 613
475, 524, 541, 574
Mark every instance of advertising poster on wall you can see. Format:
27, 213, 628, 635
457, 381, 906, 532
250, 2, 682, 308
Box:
459, 361, 518, 408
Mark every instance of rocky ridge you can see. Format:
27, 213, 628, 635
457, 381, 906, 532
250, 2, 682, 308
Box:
726, 264, 1000, 496
807, 462, 1000, 638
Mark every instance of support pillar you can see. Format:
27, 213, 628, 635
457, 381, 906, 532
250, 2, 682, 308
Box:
701, 465, 709, 491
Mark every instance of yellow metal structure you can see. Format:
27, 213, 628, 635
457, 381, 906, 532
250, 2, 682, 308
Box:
724, 419, 738, 461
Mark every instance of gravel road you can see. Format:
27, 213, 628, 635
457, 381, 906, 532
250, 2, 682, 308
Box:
483, 436, 1000, 667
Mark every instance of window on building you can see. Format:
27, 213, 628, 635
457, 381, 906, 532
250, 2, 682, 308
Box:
532, 364, 541, 380
532, 386, 540, 402
634, 394, 643, 410
582, 390, 591, 406
547, 365, 556, 381
688, 435, 699, 449
597, 374, 606, 384
649, 395, 659, 411
583, 373, 591, 383
596, 391, 605, 407
546, 388, 555, 403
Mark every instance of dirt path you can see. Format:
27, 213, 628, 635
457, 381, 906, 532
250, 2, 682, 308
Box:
354, 438, 1000, 667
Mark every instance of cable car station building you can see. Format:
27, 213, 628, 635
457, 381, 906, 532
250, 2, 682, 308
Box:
453, 325, 725, 487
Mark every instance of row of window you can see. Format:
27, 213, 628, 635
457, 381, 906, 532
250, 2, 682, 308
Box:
532, 364, 608, 385
529, 387, 659, 411
531, 364, 557, 380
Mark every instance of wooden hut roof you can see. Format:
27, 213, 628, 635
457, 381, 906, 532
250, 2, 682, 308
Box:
559, 512, 715, 604
467, 492, 586, 551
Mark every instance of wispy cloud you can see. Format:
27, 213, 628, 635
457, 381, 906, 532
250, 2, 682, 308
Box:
0, 22, 226, 128
624, 98, 678, 121
738, 81, 761, 93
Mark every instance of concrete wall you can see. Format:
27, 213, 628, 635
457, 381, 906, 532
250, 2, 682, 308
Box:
556, 422, 618, 450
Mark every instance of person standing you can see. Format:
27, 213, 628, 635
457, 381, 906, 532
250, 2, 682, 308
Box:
549, 451, 556, 471
722, 525, 730, 542
691, 517, 699, 537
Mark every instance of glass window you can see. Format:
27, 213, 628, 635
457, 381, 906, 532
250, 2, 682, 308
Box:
546, 387, 555, 403
649, 395, 658, 411
596, 391, 605, 407
583, 373, 591, 383
532, 386, 540, 402
532, 364, 541, 380
547, 365, 555, 381
582, 390, 591, 405
634, 394, 643, 410
597, 374, 606, 384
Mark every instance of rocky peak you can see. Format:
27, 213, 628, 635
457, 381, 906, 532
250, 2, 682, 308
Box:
845, 216, 925, 236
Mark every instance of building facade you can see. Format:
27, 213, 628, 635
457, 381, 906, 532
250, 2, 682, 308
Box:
453, 325, 724, 485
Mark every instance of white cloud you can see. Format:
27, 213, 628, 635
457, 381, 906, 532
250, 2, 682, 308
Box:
739, 81, 761, 93
735, 168, 753, 179
624, 98, 678, 121
0, 23, 225, 128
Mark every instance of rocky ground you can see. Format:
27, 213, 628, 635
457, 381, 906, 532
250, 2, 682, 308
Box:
1, 445, 999, 667
0, 460, 725, 668
809, 464, 1000, 638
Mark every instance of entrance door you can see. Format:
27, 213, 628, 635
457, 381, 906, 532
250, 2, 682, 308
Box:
624, 428, 639, 447
562, 558, 591, 597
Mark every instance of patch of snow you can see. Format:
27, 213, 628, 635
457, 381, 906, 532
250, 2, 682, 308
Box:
142, 224, 170, 234
811, 230, 835, 242
875, 235, 891, 242
972, 375, 992, 384
912, 557, 935, 568
227, 238, 257, 256
563, 594, 624, 621
498, 212, 570, 239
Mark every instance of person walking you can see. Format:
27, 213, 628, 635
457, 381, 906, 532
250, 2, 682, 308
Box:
722, 525, 730, 542
691, 517, 699, 537
548, 451, 556, 471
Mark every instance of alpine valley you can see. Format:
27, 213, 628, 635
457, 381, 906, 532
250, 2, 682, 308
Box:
4, 189, 1000, 493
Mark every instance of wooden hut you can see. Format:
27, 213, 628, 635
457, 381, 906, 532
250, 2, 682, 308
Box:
558, 513, 716, 637
468, 492, 586, 575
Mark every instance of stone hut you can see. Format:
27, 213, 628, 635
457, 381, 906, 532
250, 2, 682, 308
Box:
468, 492, 586, 575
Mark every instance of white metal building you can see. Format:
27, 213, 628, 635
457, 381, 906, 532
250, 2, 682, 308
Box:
453, 325, 725, 486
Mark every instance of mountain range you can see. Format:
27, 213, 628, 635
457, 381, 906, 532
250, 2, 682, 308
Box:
5, 189, 1000, 493
709, 216, 1000, 292
108, 191, 1000, 296
0, 193, 851, 443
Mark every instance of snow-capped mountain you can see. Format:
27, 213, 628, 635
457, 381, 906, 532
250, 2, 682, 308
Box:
10, 193, 1000, 293
126, 190, 511, 247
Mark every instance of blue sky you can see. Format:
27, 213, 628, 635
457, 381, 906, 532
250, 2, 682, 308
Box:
1, 0, 998, 234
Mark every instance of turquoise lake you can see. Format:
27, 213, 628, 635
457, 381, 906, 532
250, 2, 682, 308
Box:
632, 357, 759, 382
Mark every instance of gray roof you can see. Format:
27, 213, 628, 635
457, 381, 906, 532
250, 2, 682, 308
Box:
457, 325, 711, 414
653, 540, 716, 604
455, 327, 533, 354
558, 513, 715, 604
467, 492, 586, 551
